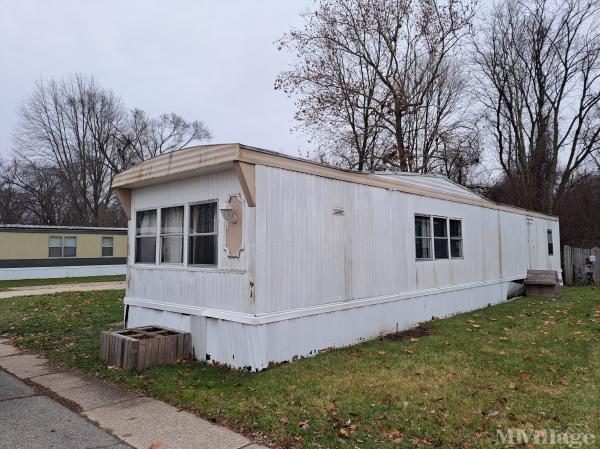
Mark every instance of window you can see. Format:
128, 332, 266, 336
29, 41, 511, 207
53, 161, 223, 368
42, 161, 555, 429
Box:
547, 229, 553, 255
415, 216, 432, 259
135, 210, 157, 263
433, 217, 449, 259
160, 206, 184, 264
48, 236, 76, 257
415, 215, 463, 260
189, 202, 217, 265
102, 237, 114, 257
63, 237, 77, 257
48, 237, 62, 258
450, 219, 463, 258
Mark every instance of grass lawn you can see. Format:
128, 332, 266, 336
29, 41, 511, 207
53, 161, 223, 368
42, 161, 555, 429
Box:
0, 287, 599, 448
0, 275, 125, 292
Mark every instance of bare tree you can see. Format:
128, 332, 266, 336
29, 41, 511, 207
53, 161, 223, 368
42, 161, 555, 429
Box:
0, 159, 71, 225
277, 0, 478, 177
473, 0, 600, 213
13, 74, 211, 226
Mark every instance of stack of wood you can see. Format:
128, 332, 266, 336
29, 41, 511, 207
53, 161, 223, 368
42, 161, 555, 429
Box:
524, 270, 561, 298
100, 326, 192, 371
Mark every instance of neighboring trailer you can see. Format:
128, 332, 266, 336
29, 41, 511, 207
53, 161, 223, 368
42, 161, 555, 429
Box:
0, 225, 127, 280
113, 144, 561, 370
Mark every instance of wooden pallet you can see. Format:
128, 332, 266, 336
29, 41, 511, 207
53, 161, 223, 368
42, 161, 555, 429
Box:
524, 270, 561, 298
100, 326, 192, 371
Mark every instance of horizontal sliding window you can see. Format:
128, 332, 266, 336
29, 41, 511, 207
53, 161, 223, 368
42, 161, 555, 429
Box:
189, 202, 217, 265
135, 209, 157, 264
415, 215, 463, 260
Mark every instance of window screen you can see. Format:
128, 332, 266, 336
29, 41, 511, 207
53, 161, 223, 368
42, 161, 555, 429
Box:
160, 206, 184, 264
48, 236, 62, 258
189, 202, 217, 265
547, 229, 553, 255
433, 217, 449, 259
135, 210, 157, 263
63, 237, 77, 257
102, 237, 114, 257
450, 219, 463, 258
415, 216, 432, 259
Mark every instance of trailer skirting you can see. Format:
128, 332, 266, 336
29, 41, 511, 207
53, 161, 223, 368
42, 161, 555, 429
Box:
125, 279, 518, 370
0, 264, 126, 281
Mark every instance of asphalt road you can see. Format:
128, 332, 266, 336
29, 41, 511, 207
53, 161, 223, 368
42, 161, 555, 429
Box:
0, 370, 130, 449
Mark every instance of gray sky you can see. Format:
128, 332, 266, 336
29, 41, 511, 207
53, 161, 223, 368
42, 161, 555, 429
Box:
0, 0, 314, 158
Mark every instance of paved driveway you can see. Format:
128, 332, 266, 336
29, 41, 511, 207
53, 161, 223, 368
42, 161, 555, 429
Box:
0, 370, 130, 449
0, 281, 126, 299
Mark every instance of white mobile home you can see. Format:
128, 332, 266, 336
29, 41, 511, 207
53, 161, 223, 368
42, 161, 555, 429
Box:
113, 144, 561, 370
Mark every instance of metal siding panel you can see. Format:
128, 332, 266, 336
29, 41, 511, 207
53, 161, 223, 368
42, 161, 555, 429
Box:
128, 169, 251, 314
255, 166, 536, 315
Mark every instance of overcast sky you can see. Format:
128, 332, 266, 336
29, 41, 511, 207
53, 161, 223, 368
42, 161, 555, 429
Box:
0, 0, 315, 158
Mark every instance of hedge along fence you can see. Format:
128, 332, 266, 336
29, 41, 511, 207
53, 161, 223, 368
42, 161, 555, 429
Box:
563, 245, 600, 286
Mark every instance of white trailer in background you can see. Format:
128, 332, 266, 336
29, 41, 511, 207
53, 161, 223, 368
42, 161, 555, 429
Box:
113, 144, 561, 370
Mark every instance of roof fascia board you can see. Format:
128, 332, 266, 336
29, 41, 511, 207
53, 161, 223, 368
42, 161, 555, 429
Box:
112, 144, 241, 188
238, 147, 558, 221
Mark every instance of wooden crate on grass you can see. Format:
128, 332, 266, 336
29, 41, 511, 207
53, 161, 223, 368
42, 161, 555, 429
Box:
100, 326, 192, 371
525, 270, 561, 298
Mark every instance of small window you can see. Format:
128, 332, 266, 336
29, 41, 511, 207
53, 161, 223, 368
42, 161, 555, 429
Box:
189, 202, 217, 265
547, 229, 553, 255
135, 210, 157, 263
415, 216, 432, 259
63, 237, 77, 257
433, 217, 449, 259
450, 219, 463, 258
48, 236, 62, 258
160, 206, 184, 264
102, 237, 114, 257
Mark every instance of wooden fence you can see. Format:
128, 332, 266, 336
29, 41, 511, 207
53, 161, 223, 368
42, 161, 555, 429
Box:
563, 245, 599, 286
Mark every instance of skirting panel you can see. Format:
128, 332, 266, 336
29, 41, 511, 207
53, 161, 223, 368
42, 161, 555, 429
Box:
127, 280, 511, 370
0, 264, 126, 281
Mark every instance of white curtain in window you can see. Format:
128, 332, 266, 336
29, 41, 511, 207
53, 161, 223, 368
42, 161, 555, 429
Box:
161, 207, 184, 263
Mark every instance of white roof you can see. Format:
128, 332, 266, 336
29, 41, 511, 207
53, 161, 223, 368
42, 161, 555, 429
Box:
374, 173, 483, 200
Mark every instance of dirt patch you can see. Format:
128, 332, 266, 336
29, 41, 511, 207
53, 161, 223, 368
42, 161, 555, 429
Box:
379, 325, 432, 341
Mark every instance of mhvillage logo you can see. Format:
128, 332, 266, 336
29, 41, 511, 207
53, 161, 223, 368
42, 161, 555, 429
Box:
497, 426, 595, 448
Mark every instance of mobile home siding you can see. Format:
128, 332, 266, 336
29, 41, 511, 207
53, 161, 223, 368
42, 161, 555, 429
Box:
254, 165, 560, 315
119, 146, 560, 370
127, 168, 253, 314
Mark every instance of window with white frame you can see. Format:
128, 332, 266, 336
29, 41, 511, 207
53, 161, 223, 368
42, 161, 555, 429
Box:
415, 215, 432, 259
101, 237, 114, 257
160, 206, 184, 264
415, 215, 463, 260
48, 236, 77, 258
189, 202, 217, 265
48, 237, 63, 258
433, 217, 449, 259
450, 219, 463, 258
547, 229, 553, 255
135, 210, 157, 263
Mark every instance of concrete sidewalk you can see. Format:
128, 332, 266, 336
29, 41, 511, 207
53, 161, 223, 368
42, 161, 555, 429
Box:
0, 370, 130, 449
0, 281, 126, 299
0, 339, 265, 449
